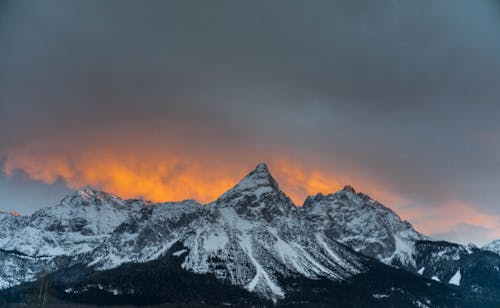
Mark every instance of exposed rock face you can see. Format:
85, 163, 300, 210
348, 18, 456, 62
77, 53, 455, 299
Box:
0, 164, 365, 301
302, 186, 428, 269
412, 240, 500, 297
483, 239, 500, 255
1, 163, 500, 304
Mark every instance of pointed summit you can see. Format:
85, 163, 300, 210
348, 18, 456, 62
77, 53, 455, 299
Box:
483, 239, 500, 255
341, 185, 356, 194
216, 163, 296, 221
254, 162, 270, 172
245, 163, 279, 189
61, 187, 123, 207
219, 163, 279, 201
77, 186, 99, 199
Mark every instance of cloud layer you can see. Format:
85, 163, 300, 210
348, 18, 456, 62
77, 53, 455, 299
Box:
1, 0, 500, 245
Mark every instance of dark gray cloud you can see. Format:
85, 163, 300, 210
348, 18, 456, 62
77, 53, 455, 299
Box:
0, 167, 70, 214
1, 0, 500, 242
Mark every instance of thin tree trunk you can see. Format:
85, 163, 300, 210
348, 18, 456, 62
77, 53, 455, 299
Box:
42, 279, 48, 308
38, 279, 43, 307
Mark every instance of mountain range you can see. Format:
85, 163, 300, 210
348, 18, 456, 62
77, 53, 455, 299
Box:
1, 163, 500, 307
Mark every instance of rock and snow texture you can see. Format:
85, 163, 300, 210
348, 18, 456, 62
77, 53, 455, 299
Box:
412, 239, 500, 293
302, 186, 428, 269
0, 188, 140, 257
0, 188, 145, 290
3, 163, 497, 300
483, 239, 500, 255
448, 270, 461, 286
0, 164, 366, 301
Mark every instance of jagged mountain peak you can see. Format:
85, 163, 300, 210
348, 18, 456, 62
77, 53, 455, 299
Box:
254, 162, 270, 173
239, 162, 279, 190
483, 239, 500, 255
218, 163, 281, 201
3, 165, 500, 305
302, 186, 428, 268
60, 186, 124, 207
215, 163, 296, 222
77, 186, 103, 197
341, 185, 356, 194
2, 187, 141, 258
303, 186, 362, 207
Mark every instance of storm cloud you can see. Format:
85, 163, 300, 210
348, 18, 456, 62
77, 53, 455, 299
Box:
1, 0, 500, 244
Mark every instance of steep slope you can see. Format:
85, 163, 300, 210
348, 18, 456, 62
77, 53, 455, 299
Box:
1, 163, 500, 306
0, 188, 141, 256
0, 164, 367, 302
302, 185, 428, 269
86, 163, 366, 301
482, 239, 500, 255
0, 212, 27, 247
0, 188, 145, 290
298, 185, 500, 298
7, 247, 485, 308
412, 240, 500, 299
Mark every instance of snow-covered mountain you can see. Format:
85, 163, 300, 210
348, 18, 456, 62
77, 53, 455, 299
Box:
85, 164, 368, 301
411, 240, 500, 299
1, 163, 500, 306
303, 186, 428, 269
0, 164, 366, 301
0, 189, 145, 289
483, 239, 500, 255
0, 189, 142, 257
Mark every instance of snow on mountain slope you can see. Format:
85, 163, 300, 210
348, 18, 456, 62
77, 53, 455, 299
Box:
0, 250, 58, 290
412, 240, 500, 296
0, 188, 141, 257
483, 239, 500, 255
302, 186, 428, 269
8, 163, 497, 301
303, 188, 500, 293
0, 212, 27, 245
448, 269, 461, 286
0, 164, 371, 301
87, 163, 366, 300
2, 163, 500, 305
0, 189, 146, 290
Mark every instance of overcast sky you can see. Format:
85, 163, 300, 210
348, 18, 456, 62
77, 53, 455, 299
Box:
1, 0, 500, 245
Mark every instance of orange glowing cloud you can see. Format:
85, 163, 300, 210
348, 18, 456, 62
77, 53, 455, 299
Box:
0, 210, 20, 216
407, 200, 500, 239
2, 146, 351, 205
4, 142, 500, 244
0, 143, 434, 211
3, 150, 233, 202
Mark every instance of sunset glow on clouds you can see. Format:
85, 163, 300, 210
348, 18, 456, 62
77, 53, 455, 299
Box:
3, 142, 500, 246
2, 145, 346, 204
2, 1, 500, 246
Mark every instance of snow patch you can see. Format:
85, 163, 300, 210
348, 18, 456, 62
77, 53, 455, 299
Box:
448, 270, 461, 286
203, 233, 228, 251
414, 300, 431, 308
172, 249, 187, 257
239, 235, 284, 299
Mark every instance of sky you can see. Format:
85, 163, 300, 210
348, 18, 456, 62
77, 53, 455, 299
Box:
1, 0, 500, 246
